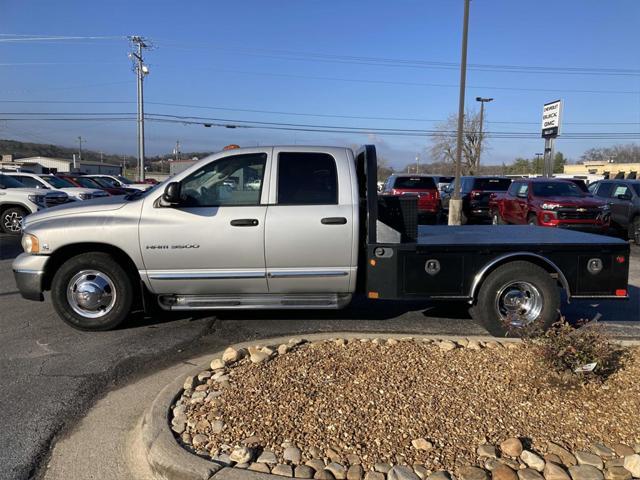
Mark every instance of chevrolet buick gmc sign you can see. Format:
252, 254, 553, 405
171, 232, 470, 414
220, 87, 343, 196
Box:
541, 99, 562, 138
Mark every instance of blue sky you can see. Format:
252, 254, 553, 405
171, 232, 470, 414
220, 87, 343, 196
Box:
1, 0, 639, 169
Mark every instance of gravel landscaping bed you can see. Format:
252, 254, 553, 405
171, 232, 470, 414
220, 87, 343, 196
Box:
171, 337, 640, 480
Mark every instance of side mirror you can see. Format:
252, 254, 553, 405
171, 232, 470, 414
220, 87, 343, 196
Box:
162, 182, 182, 205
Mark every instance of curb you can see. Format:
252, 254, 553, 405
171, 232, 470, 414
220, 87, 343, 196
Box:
137, 332, 640, 480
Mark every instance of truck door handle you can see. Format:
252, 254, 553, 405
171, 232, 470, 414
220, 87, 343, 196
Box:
321, 217, 347, 225
230, 218, 259, 227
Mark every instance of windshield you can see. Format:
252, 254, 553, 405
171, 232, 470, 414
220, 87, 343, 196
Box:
0, 174, 26, 188
115, 175, 134, 185
532, 181, 585, 198
72, 176, 101, 189
41, 176, 75, 188
393, 176, 436, 189
472, 178, 512, 191
92, 176, 119, 188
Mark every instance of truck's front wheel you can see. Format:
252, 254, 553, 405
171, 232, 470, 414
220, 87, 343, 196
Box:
471, 261, 560, 337
51, 252, 133, 331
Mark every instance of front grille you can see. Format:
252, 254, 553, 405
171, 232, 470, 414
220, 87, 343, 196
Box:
44, 195, 69, 207
556, 207, 599, 220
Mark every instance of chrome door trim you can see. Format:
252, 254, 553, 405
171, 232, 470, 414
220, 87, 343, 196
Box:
469, 252, 571, 300
267, 270, 349, 279
144, 270, 266, 280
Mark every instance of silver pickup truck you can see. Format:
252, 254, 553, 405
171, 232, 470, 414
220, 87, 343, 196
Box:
13, 145, 630, 336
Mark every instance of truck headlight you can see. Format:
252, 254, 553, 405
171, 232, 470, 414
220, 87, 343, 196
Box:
79, 193, 93, 200
28, 194, 46, 205
21, 234, 40, 254
541, 203, 561, 210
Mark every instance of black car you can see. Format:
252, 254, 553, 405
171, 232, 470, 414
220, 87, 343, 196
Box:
589, 179, 640, 244
442, 176, 512, 223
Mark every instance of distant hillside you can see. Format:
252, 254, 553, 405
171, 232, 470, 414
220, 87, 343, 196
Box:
0, 138, 213, 168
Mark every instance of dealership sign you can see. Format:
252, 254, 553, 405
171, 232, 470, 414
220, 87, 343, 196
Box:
541, 100, 562, 138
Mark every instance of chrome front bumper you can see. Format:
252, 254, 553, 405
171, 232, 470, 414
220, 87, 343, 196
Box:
12, 253, 49, 301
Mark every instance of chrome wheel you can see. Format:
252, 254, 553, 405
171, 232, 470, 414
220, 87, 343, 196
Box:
495, 281, 543, 327
67, 270, 117, 318
3, 211, 23, 233
492, 213, 499, 225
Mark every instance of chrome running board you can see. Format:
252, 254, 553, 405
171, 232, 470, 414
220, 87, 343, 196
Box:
157, 293, 352, 311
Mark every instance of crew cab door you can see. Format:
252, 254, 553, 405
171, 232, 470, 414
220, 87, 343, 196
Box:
264, 148, 356, 293
609, 183, 634, 227
139, 149, 271, 295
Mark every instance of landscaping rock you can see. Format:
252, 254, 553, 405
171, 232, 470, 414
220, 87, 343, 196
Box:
521, 451, 546, 472
485, 459, 502, 471
414, 465, 430, 479
501, 438, 524, 458
326, 448, 342, 463
375, 463, 393, 474
478, 444, 498, 458
438, 340, 457, 352
248, 348, 271, 364
365, 473, 386, 480
518, 469, 544, 480
387, 338, 399, 345
183, 376, 195, 390
315, 470, 337, 480
230, 446, 253, 464
222, 347, 242, 363
493, 464, 518, 480
249, 463, 271, 473
296, 465, 316, 479
347, 464, 364, 480
258, 450, 278, 464
458, 466, 489, 480
307, 460, 327, 471
211, 419, 224, 434
388, 465, 421, 480
284, 446, 303, 464
603, 467, 632, 480
326, 462, 347, 480
622, 455, 640, 478
412, 438, 434, 451
611, 444, 635, 458
347, 454, 361, 465
466, 340, 482, 350
427, 473, 452, 480
273, 464, 294, 477
575, 452, 604, 470
192, 434, 208, 448
545, 455, 565, 466
544, 462, 571, 480
591, 444, 615, 460
568, 466, 604, 480
549, 444, 577, 467
210, 358, 226, 370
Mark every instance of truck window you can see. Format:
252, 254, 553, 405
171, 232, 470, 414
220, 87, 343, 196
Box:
277, 152, 338, 205
10, 176, 45, 189
392, 176, 436, 189
611, 184, 632, 198
472, 178, 511, 191
180, 153, 266, 207
532, 182, 583, 197
507, 182, 521, 196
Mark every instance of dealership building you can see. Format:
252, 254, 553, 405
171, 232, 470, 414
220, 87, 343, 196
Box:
564, 160, 640, 179
0, 155, 122, 175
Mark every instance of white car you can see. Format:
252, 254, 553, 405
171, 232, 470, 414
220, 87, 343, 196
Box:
86, 174, 150, 191
0, 174, 69, 234
6, 173, 108, 201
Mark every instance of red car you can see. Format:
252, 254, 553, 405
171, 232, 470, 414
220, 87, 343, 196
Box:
382, 174, 441, 221
56, 174, 129, 196
492, 178, 610, 232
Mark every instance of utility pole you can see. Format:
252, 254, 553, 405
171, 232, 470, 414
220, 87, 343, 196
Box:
449, 0, 471, 226
129, 36, 150, 182
100, 151, 104, 163
535, 152, 544, 174
415, 154, 420, 174
475, 97, 493, 173
174, 140, 180, 162
77, 136, 83, 162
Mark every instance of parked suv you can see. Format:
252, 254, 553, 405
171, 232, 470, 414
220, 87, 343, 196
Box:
7, 173, 108, 201
493, 178, 610, 232
589, 179, 640, 244
442, 176, 512, 223
381, 174, 441, 221
0, 174, 69, 234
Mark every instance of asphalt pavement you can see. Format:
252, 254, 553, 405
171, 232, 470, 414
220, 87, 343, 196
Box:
0, 233, 638, 480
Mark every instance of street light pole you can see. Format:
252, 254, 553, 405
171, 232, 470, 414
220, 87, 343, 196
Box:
129, 36, 150, 182
449, 0, 471, 226
475, 97, 493, 173
535, 152, 544, 174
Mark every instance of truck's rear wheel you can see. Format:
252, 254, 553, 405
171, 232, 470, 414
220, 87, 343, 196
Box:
51, 252, 133, 331
491, 209, 505, 225
527, 214, 539, 226
1, 206, 27, 235
471, 261, 560, 337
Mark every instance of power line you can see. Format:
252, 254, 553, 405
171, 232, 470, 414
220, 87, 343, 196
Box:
0, 35, 126, 43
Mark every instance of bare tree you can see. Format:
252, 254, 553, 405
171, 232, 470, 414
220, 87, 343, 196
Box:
581, 144, 640, 164
429, 110, 485, 175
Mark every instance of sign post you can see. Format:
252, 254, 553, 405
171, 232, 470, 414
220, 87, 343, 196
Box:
541, 100, 562, 177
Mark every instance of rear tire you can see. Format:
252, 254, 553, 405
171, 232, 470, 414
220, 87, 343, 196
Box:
491, 209, 505, 225
1, 206, 27, 235
470, 261, 560, 337
51, 252, 134, 331
527, 214, 539, 226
